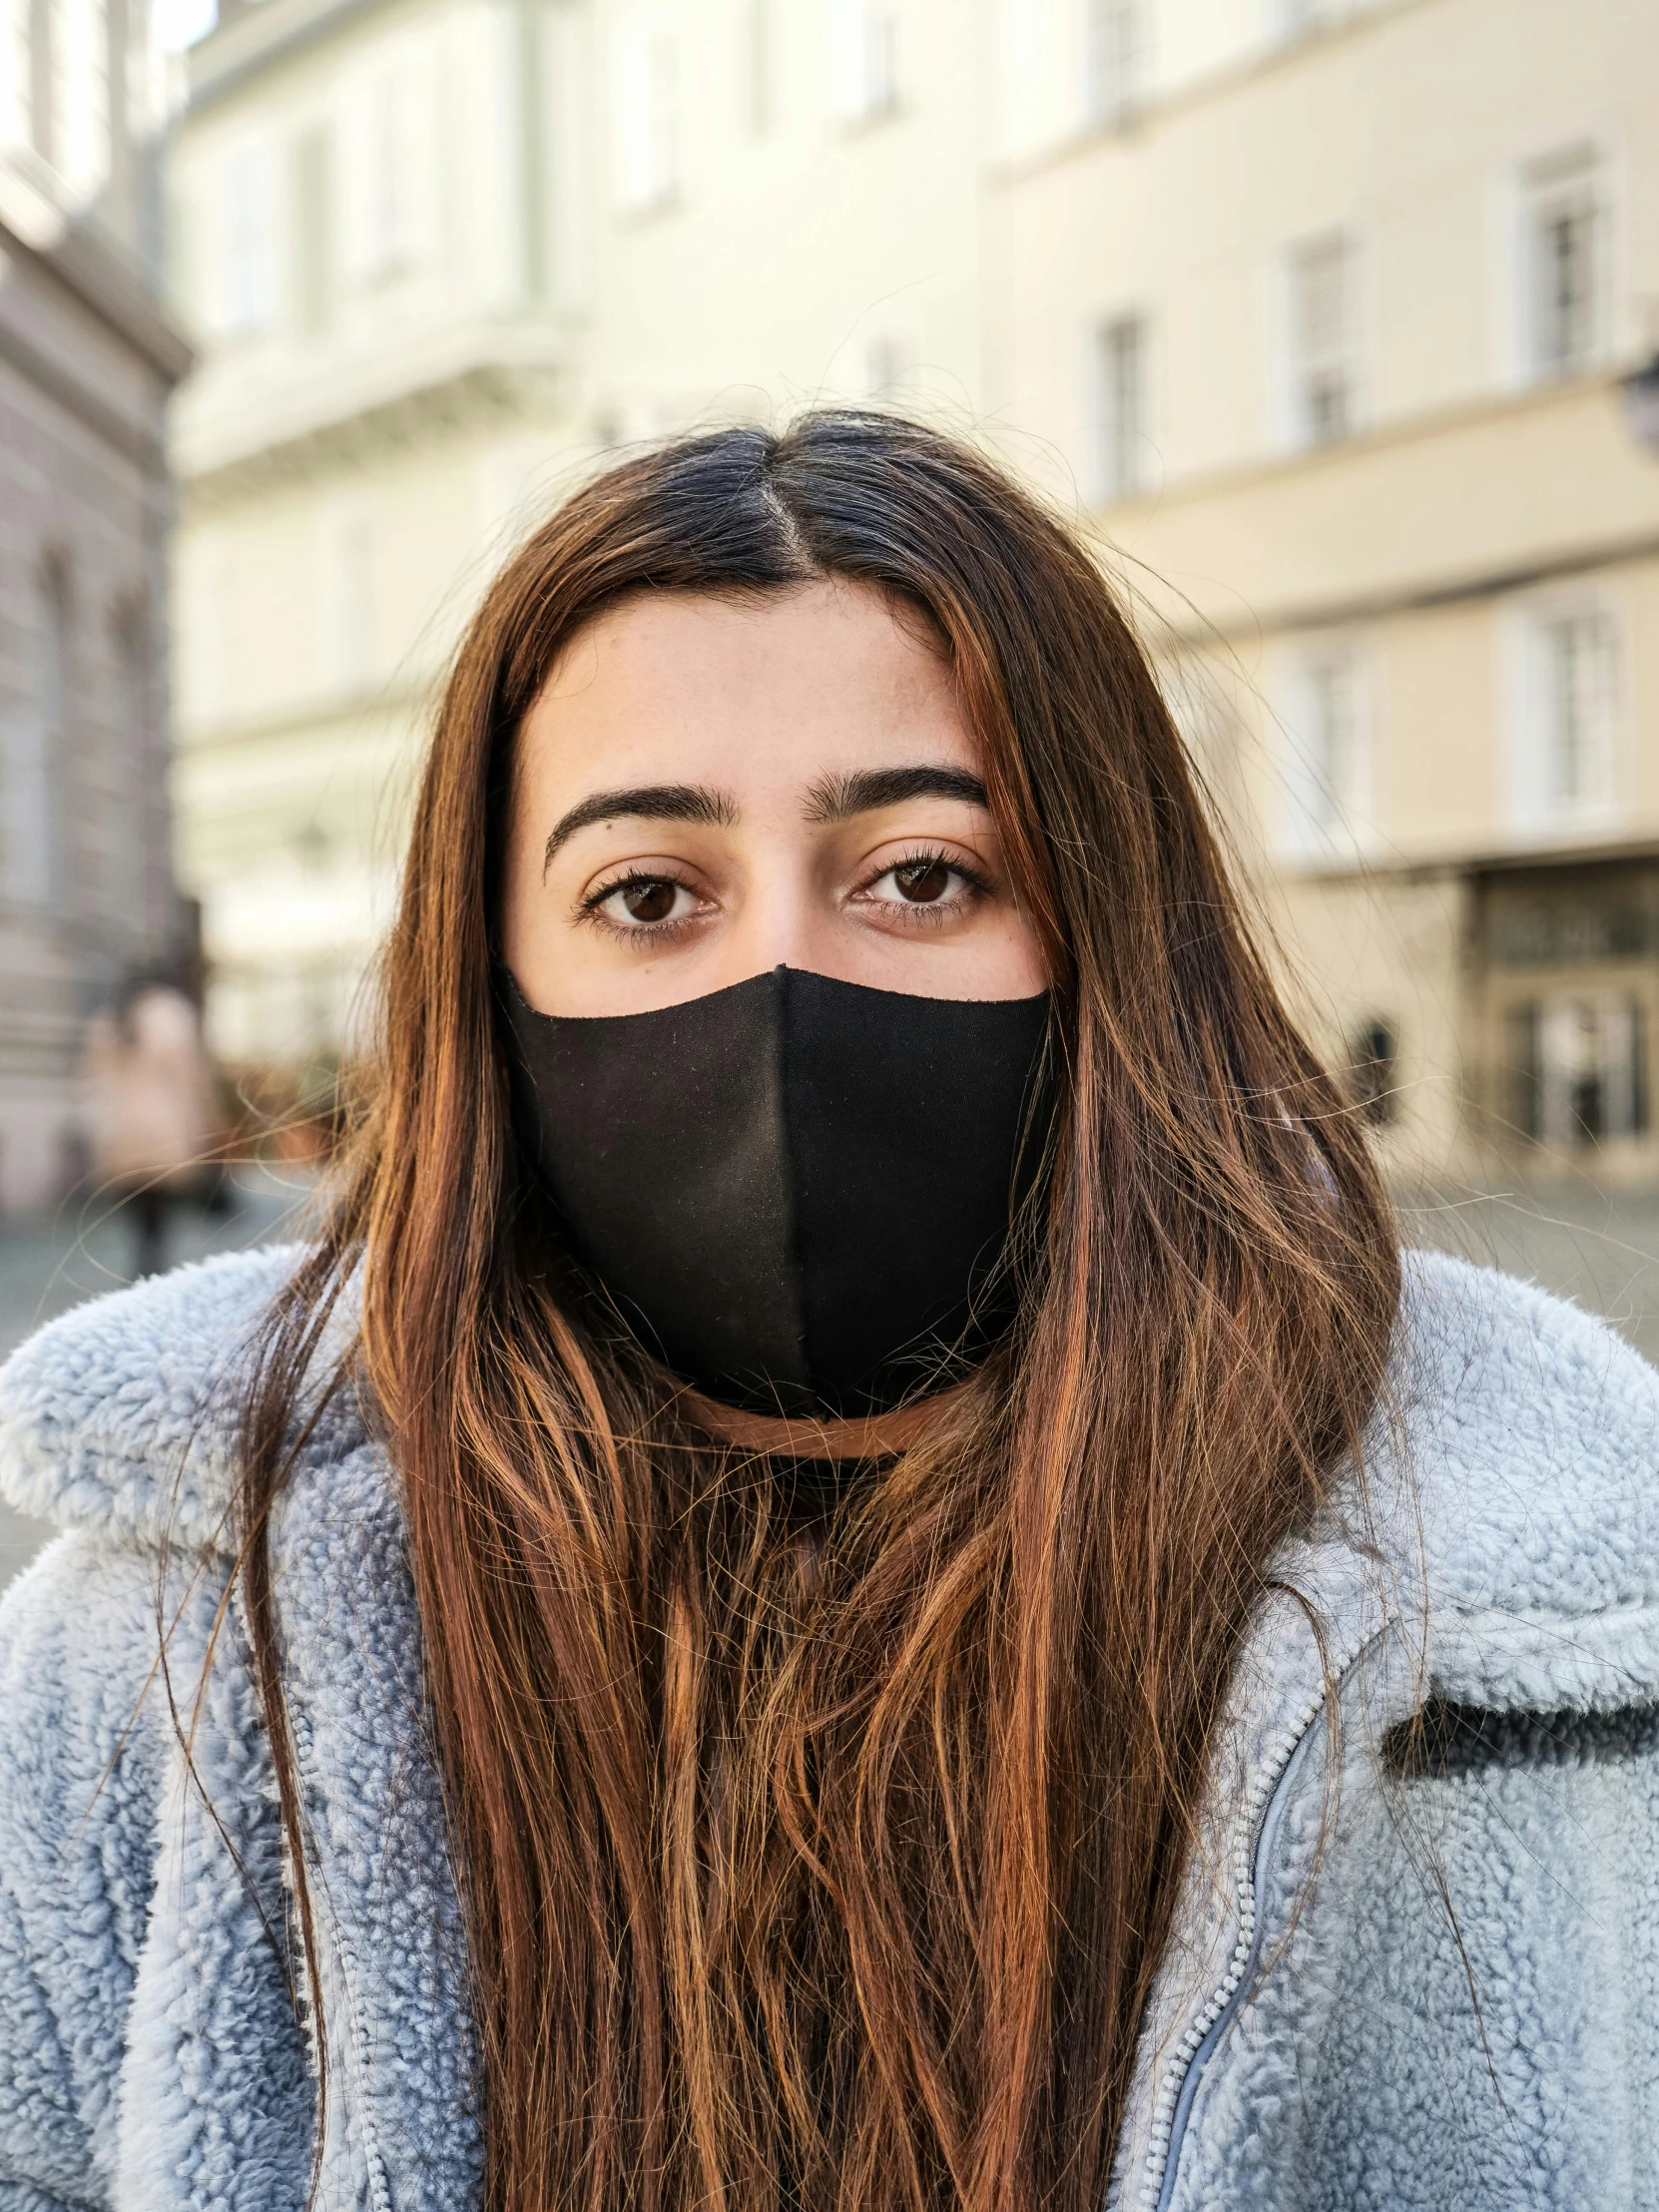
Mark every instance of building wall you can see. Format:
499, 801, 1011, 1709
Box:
169, 0, 988, 1074
991, 0, 1659, 1184
0, 0, 190, 1212
584, 0, 984, 425
171, 428, 558, 1063
169, 0, 1659, 1185
168, 0, 592, 1065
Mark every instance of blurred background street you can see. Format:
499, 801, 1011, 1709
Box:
4, 0, 1659, 1587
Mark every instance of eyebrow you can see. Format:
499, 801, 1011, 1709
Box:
804, 765, 989, 822
540, 764, 990, 872
542, 783, 738, 870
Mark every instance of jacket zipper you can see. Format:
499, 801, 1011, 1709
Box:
1138, 1683, 1334, 2212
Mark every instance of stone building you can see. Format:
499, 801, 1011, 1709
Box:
167, 0, 1659, 1188
0, 0, 191, 1211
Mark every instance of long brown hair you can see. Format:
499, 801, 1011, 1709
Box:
239, 412, 1398, 2212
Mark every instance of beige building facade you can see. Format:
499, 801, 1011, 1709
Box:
169, 0, 1659, 1184
168, 0, 985, 1073
989, 0, 1659, 1186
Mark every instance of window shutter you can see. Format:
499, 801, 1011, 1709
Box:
827, 0, 864, 121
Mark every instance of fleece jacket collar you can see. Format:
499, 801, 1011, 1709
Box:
4, 1242, 1659, 2212
5, 1239, 1658, 1713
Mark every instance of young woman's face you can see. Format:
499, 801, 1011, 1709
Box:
502, 579, 1047, 1016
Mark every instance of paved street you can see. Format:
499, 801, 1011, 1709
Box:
1395, 1181, 1659, 1368
4, 1173, 1659, 1595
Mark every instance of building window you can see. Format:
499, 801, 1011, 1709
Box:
357, 68, 421, 282
1282, 638, 1372, 856
290, 123, 334, 336
1541, 610, 1615, 811
1509, 597, 1619, 832
106, 0, 130, 209
1085, 0, 1142, 125
27, 0, 54, 166
1346, 1018, 1398, 1126
1279, 0, 1352, 35
1286, 230, 1358, 448
612, 10, 679, 213
742, 0, 775, 140
4, 561, 67, 906
109, 598, 152, 930
1519, 145, 1605, 380
1506, 994, 1647, 1149
188, 538, 232, 729
862, 331, 908, 399
830, 0, 898, 126
218, 139, 277, 334
318, 506, 374, 693
1089, 312, 1147, 501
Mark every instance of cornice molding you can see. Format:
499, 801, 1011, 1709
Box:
1286, 834, 1659, 891
1104, 366, 1635, 536
176, 679, 426, 753
991, 0, 1442, 188
179, 355, 572, 506
0, 306, 167, 469
0, 162, 193, 383
188, 0, 448, 111
1165, 522, 1659, 648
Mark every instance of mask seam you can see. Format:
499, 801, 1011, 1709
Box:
773, 963, 813, 1398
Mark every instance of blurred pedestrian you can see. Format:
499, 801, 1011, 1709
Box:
81, 980, 219, 1279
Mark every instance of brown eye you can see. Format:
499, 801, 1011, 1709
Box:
893, 859, 953, 903
622, 878, 679, 922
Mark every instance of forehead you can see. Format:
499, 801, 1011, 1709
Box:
520, 580, 973, 793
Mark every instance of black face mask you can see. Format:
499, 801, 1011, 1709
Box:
500, 966, 1052, 1418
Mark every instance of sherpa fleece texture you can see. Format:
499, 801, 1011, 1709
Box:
0, 1247, 1657, 2211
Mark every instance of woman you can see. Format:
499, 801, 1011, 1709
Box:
2, 413, 1656, 2212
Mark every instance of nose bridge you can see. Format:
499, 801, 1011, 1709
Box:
727, 813, 837, 978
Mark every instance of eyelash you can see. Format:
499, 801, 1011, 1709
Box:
577, 866, 704, 938
577, 845, 994, 940
856, 847, 993, 913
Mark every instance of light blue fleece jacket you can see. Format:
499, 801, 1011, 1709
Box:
0, 1244, 1657, 2211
